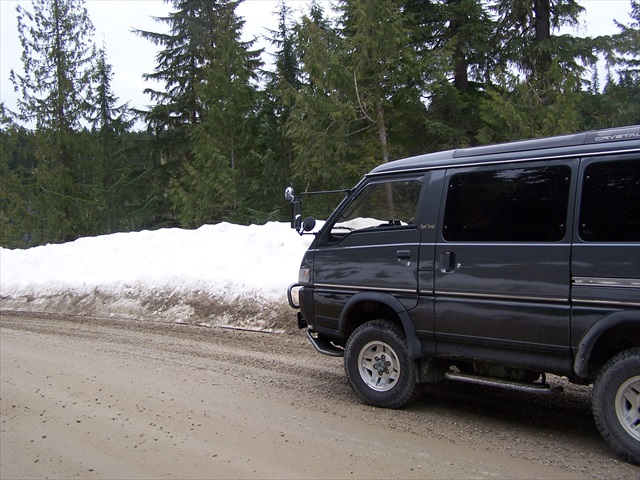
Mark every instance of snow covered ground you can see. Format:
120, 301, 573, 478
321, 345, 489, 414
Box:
0, 222, 315, 332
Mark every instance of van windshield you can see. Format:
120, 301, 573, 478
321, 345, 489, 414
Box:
334, 177, 423, 232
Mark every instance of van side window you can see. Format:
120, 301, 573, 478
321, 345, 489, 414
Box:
443, 166, 571, 242
579, 160, 640, 242
334, 178, 423, 231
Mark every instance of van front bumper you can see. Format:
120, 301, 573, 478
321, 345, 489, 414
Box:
287, 283, 313, 327
287, 284, 343, 357
287, 283, 302, 309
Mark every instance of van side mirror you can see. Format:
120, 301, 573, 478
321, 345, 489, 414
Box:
292, 200, 302, 230
302, 217, 316, 232
285, 186, 317, 235
284, 187, 295, 203
285, 187, 301, 230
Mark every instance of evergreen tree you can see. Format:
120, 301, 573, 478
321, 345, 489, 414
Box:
478, 0, 598, 142
135, 0, 207, 131
607, 0, 640, 126
9, 0, 97, 243
0, 107, 38, 247
187, 0, 262, 225
286, 2, 357, 199
253, 1, 303, 222
287, 0, 427, 203
137, 0, 262, 227
134, 0, 207, 227
339, 0, 423, 168
490, 0, 591, 88
579, 0, 640, 131
613, 0, 640, 79
86, 46, 135, 233
405, 0, 494, 149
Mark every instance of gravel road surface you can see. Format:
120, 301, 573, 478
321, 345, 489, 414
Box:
1, 312, 638, 479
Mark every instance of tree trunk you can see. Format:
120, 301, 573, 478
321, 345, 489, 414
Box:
533, 0, 552, 92
448, 0, 469, 92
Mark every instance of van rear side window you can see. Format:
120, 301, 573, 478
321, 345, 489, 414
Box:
579, 160, 640, 242
443, 166, 571, 242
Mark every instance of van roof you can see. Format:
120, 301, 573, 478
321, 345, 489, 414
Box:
368, 125, 640, 176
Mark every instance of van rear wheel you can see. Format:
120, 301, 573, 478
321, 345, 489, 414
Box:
592, 347, 640, 465
344, 320, 419, 409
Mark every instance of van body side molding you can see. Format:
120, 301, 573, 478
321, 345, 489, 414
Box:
572, 277, 640, 288
434, 290, 568, 304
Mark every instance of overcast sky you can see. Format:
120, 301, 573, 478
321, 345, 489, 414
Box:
0, 0, 634, 122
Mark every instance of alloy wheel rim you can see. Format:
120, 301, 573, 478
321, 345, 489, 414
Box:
615, 375, 640, 441
358, 341, 400, 392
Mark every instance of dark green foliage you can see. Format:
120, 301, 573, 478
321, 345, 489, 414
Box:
596, 0, 640, 127
2, 0, 636, 248
9, 0, 97, 244
408, 0, 494, 149
135, 0, 262, 228
250, 1, 303, 222
85, 47, 136, 234
478, 0, 600, 142
0, 111, 38, 248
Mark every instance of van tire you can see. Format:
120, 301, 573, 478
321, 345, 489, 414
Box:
592, 347, 640, 465
344, 320, 419, 409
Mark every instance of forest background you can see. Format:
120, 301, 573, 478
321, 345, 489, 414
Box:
1, 0, 638, 248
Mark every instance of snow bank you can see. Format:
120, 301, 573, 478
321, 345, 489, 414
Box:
0, 222, 315, 332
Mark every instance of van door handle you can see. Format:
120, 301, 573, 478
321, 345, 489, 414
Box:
440, 251, 459, 273
396, 250, 412, 266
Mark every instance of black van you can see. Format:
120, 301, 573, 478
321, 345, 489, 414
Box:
286, 125, 640, 464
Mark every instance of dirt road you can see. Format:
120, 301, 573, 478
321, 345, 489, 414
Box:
1, 312, 638, 479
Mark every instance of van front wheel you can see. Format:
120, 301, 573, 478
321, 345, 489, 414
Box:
592, 347, 640, 465
344, 320, 419, 409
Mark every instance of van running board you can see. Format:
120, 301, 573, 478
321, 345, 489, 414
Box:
306, 331, 344, 357
444, 372, 564, 394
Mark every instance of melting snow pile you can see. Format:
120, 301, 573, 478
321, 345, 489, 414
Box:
0, 222, 314, 332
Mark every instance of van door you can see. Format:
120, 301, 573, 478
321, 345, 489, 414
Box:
311, 176, 424, 333
434, 160, 576, 373
571, 155, 640, 345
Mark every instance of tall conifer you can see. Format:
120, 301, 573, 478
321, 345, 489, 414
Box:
253, 1, 302, 221
86, 47, 134, 233
10, 0, 96, 242
405, 0, 494, 148
479, 0, 597, 141
137, 0, 261, 226
339, 0, 421, 168
188, 0, 262, 224
286, 2, 356, 196
597, 0, 640, 127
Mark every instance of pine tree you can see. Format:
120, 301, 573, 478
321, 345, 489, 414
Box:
86, 46, 135, 233
490, 0, 590, 87
135, 0, 207, 131
134, 0, 207, 228
404, 0, 494, 149
339, 0, 423, 167
613, 0, 640, 78
0, 107, 38, 247
188, 0, 262, 225
478, 0, 597, 142
595, 0, 640, 127
252, 1, 303, 222
137, 0, 262, 227
286, 2, 357, 199
9, 0, 96, 243
287, 0, 428, 202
